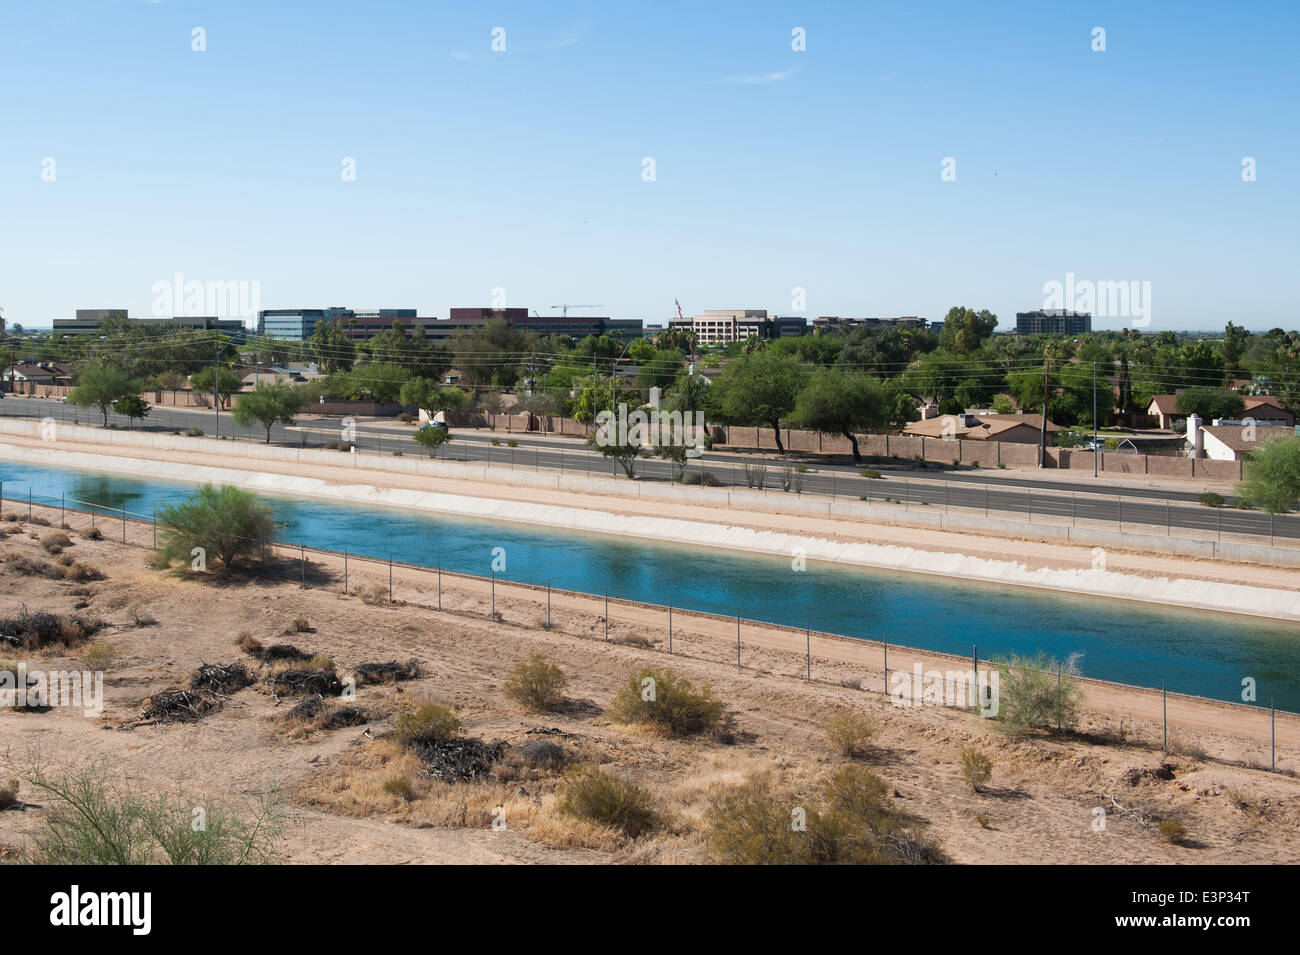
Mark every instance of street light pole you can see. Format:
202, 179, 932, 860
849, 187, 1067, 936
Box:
1093, 360, 1098, 479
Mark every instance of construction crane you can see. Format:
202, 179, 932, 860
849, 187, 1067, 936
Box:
548, 304, 603, 318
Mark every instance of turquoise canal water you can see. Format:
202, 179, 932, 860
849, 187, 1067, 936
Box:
2, 459, 1297, 711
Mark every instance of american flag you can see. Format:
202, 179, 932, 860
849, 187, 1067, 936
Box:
674, 298, 684, 320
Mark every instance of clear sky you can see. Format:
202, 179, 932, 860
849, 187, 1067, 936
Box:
1, 0, 1296, 332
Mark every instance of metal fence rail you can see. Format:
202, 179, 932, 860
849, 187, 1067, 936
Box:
1, 490, 1293, 770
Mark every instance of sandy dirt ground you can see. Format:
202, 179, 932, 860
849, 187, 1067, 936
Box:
1, 507, 1297, 865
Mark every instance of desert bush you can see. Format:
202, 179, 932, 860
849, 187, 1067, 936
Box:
82, 526, 103, 541
155, 483, 275, 573
80, 641, 117, 672
503, 654, 568, 712
0, 609, 102, 651
609, 667, 730, 738
521, 739, 566, 770
394, 703, 462, 747
359, 583, 389, 605
62, 561, 103, 582
383, 776, 416, 801
1167, 734, 1208, 761
558, 766, 658, 838
129, 608, 158, 627
823, 712, 877, 759
18, 762, 284, 864
5, 554, 61, 578
1159, 818, 1188, 845
993, 653, 1084, 736
41, 531, 72, 554
1199, 491, 1225, 508
56, 553, 75, 567
959, 747, 993, 793
705, 767, 940, 865
0, 777, 19, 810
291, 618, 311, 633
860, 468, 882, 479
235, 632, 264, 656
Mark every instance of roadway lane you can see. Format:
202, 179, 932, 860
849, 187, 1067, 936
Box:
3, 396, 1295, 543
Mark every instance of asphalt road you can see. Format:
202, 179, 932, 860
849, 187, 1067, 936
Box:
3, 396, 1295, 543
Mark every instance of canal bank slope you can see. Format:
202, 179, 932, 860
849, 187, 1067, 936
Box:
3, 433, 1300, 625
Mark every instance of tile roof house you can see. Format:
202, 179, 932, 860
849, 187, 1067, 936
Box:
1198, 424, 1292, 461
1146, 394, 1180, 430
903, 412, 1061, 444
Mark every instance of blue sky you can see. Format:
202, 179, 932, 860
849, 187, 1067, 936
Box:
1, 0, 1296, 331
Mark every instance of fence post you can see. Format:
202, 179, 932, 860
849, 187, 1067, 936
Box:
547, 579, 551, 631
668, 597, 672, 653
883, 633, 888, 694
604, 588, 609, 640
301, 543, 306, 586
1162, 681, 1167, 752
437, 564, 442, 610
1057, 663, 1062, 730
1026, 488, 1031, 522
152, 509, 156, 548
343, 550, 348, 594
973, 645, 978, 705
806, 622, 811, 680
62, 494, 65, 526
122, 506, 126, 543
736, 610, 741, 667
388, 554, 392, 604
491, 571, 496, 619
1272, 697, 1276, 772
28, 488, 31, 520
91, 504, 95, 527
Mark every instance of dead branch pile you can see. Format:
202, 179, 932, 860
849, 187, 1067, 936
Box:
321, 706, 370, 729
353, 660, 421, 685
268, 667, 341, 697
413, 738, 505, 782
141, 687, 220, 723
190, 662, 255, 695
285, 696, 325, 722
257, 643, 313, 663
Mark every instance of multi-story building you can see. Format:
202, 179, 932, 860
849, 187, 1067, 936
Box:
1015, 309, 1092, 335
53, 310, 246, 340
259, 306, 645, 345
810, 316, 928, 334
667, 309, 807, 345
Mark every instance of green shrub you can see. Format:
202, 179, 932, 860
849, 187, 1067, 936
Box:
704, 767, 940, 865
1159, 818, 1188, 845
503, 654, 568, 712
558, 766, 658, 838
394, 703, 462, 747
959, 747, 993, 792
609, 667, 730, 737
859, 468, 882, 479
155, 483, 275, 573
823, 712, 877, 759
507, 439, 518, 448
993, 653, 1084, 736
291, 618, 311, 633
80, 641, 117, 672
1199, 491, 1225, 508
18, 763, 283, 864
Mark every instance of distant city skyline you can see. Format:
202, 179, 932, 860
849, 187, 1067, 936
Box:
2, 1, 1296, 332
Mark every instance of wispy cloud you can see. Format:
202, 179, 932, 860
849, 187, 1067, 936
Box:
720, 69, 795, 85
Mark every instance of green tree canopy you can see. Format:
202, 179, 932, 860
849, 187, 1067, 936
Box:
937, 306, 998, 354
67, 364, 141, 426
790, 368, 890, 462
1175, 387, 1246, 422
706, 350, 805, 452
232, 382, 305, 442
1237, 435, 1300, 514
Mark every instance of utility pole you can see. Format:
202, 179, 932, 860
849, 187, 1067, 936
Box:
1038, 348, 1050, 469
1093, 360, 1098, 478
214, 340, 221, 438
